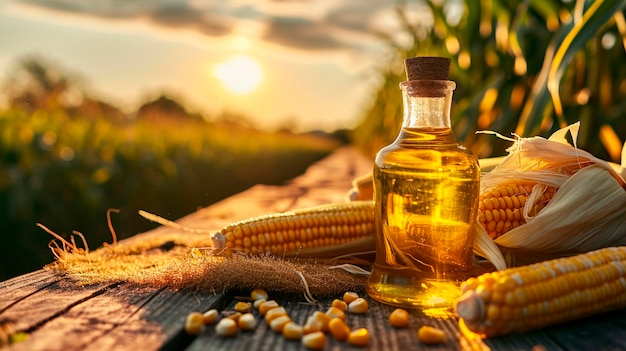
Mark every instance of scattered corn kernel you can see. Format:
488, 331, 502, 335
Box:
234, 301, 252, 313
302, 331, 326, 350
251, 289, 269, 301
270, 315, 292, 333
328, 317, 350, 341
184, 312, 204, 335
343, 291, 359, 304
202, 309, 219, 325
238, 313, 257, 331
331, 299, 348, 312
265, 307, 288, 325
283, 322, 304, 340
417, 325, 446, 345
259, 300, 280, 315
310, 311, 332, 332
224, 311, 242, 322
389, 308, 409, 328
326, 306, 346, 320
303, 316, 323, 335
348, 298, 369, 314
253, 298, 266, 309
348, 328, 370, 347
215, 318, 238, 337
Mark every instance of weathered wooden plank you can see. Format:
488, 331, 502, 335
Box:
541, 309, 626, 350
0, 270, 60, 313
6, 283, 228, 351
484, 330, 565, 350
77, 288, 231, 351
1, 280, 112, 335
6, 283, 152, 351
478, 309, 626, 351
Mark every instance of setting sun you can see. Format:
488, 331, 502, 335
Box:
214, 54, 264, 95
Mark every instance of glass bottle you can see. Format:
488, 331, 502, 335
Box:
366, 57, 480, 313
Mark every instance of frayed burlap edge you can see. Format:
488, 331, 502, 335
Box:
46, 235, 367, 299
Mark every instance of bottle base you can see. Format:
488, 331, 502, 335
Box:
366, 267, 466, 318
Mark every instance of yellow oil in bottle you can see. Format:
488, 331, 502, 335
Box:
366, 127, 480, 313
365, 57, 480, 314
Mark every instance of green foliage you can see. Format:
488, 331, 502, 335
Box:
353, 0, 626, 162
0, 108, 338, 280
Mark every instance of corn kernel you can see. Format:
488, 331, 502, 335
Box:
224, 311, 242, 322
251, 288, 269, 301
216, 318, 238, 337
331, 299, 348, 312
302, 331, 326, 350
184, 312, 204, 335
283, 322, 304, 340
234, 301, 252, 313
326, 306, 346, 320
238, 313, 257, 331
348, 328, 370, 347
265, 307, 288, 325
343, 291, 359, 304
417, 325, 446, 345
259, 300, 280, 315
348, 298, 369, 314
389, 308, 409, 328
310, 311, 331, 332
202, 309, 219, 325
303, 316, 323, 335
270, 315, 292, 333
328, 317, 350, 341
253, 298, 266, 309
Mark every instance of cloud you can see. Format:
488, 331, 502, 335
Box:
19, 0, 234, 36
263, 17, 343, 50
148, 4, 232, 36
13, 0, 401, 53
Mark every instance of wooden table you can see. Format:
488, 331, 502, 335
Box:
2, 147, 626, 351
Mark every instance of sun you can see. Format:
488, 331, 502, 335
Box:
214, 54, 264, 95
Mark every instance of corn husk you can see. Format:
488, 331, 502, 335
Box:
474, 122, 626, 269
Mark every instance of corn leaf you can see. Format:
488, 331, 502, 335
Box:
517, 0, 626, 136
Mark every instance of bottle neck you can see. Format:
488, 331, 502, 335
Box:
400, 80, 455, 129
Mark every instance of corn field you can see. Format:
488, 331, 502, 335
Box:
352, 0, 626, 163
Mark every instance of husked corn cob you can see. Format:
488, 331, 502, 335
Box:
211, 201, 375, 257
455, 246, 626, 337
478, 182, 556, 239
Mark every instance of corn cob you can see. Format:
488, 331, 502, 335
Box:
211, 201, 376, 258
478, 182, 557, 239
455, 246, 626, 337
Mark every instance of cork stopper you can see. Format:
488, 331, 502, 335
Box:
404, 56, 451, 81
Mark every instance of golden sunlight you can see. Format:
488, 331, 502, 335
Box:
214, 54, 264, 95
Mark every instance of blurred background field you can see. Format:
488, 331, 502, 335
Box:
1, 0, 625, 280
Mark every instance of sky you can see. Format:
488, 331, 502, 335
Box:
0, 0, 434, 132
